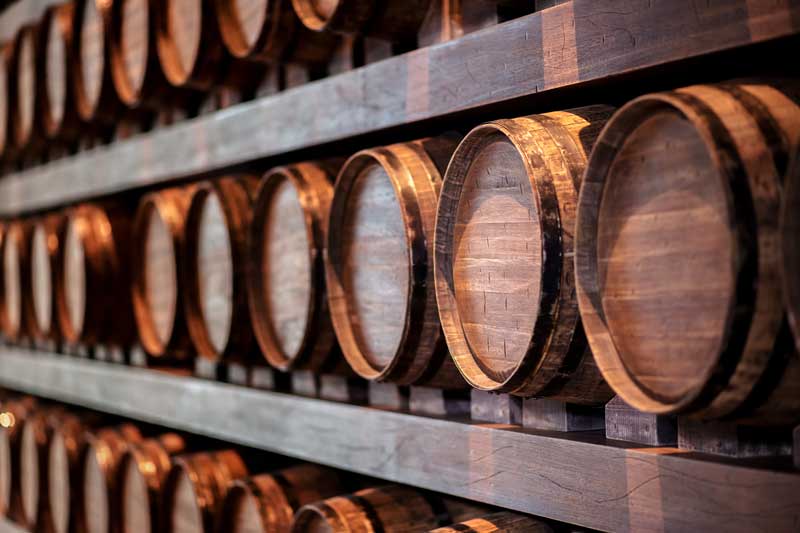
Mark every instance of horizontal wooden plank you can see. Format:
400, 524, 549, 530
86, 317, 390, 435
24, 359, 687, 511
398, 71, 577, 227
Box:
1, 0, 799, 215
0, 349, 797, 532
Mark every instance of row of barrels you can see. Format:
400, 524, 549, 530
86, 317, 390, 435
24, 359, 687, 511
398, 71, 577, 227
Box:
0, 0, 531, 161
2, 79, 800, 425
0, 394, 556, 533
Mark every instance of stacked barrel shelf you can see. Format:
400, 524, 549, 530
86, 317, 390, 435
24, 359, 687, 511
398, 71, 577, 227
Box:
0, 0, 797, 532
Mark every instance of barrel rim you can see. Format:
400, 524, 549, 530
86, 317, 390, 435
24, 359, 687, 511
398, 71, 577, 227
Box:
0, 221, 28, 341
26, 215, 62, 341
73, 0, 110, 122
55, 207, 97, 345
574, 91, 747, 414
11, 25, 38, 150
154, 0, 208, 89
108, 0, 149, 106
290, 0, 372, 34
38, 3, 76, 140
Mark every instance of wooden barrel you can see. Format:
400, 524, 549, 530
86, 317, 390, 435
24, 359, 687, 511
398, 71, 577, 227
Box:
74, 0, 122, 123
163, 449, 249, 533
215, 0, 338, 65
38, 4, 81, 140
326, 137, 465, 388
434, 106, 614, 403
155, 0, 227, 91
56, 203, 135, 348
291, 0, 431, 42
575, 82, 800, 423
429, 511, 554, 533
0, 221, 31, 342
117, 433, 186, 533
783, 146, 800, 352
248, 163, 342, 372
10, 25, 38, 151
109, 0, 179, 108
0, 398, 35, 520
42, 414, 93, 533
26, 215, 62, 342
220, 464, 347, 532
292, 485, 483, 532
76, 424, 143, 533
132, 186, 194, 362
0, 43, 11, 159
184, 176, 257, 362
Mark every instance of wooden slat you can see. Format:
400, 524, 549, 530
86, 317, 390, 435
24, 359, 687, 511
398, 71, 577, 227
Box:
1, 0, 799, 215
0, 349, 797, 532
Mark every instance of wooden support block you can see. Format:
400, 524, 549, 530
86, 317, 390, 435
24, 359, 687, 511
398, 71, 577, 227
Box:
363, 37, 395, 65
419, 0, 500, 47
319, 375, 368, 404
368, 382, 409, 410
470, 390, 522, 425
251, 366, 289, 391
678, 418, 792, 458
522, 398, 605, 432
409, 386, 470, 417
605, 396, 677, 446
194, 358, 220, 381
254, 68, 282, 98
127, 345, 148, 368
284, 64, 313, 90
63, 343, 90, 358
291, 370, 320, 397
225, 362, 250, 386
328, 35, 361, 75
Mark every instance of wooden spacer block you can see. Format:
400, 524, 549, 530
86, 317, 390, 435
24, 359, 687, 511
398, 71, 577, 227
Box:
284, 64, 313, 90
470, 390, 522, 425
605, 396, 677, 446
522, 398, 605, 432
409, 386, 470, 417
328, 35, 361, 75
678, 418, 792, 458
225, 362, 251, 386
250, 366, 283, 391
319, 375, 368, 404
291, 371, 320, 397
368, 382, 410, 410
194, 358, 221, 381
127, 345, 148, 367
363, 37, 394, 65
255, 68, 281, 98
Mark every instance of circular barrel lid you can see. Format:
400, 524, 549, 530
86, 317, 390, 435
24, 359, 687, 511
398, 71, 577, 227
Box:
2, 224, 24, 339
119, 452, 151, 533
113, 0, 150, 104
159, 0, 203, 86
30, 222, 53, 337
82, 441, 110, 533
169, 464, 204, 533
14, 26, 37, 148
77, 0, 107, 120
216, 0, 269, 57
0, 47, 9, 156
43, 5, 69, 135
142, 203, 178, 349
19, 419, 40, 526
62, 216, 87, 340
47, 430, 70, 533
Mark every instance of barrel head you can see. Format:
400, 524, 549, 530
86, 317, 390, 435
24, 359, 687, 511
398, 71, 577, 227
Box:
31, 223, 53, 337
19, 421, 39, 527
63, 217, 87, 340
163, 0, 202, 84
44, 8, 68, 134
119, 453, 152, 533
0, 427, 9, 516
143, 205, 178, 348
2, 223, 24, 339
82, 443, 110, 533
47, 430, 70, 533
169, 465, 204, 533
119, 0, 150, 101
227, 486, 264, 533
78, 0, 106, 119
14, 27, 36, 148
0, 48, 8, 155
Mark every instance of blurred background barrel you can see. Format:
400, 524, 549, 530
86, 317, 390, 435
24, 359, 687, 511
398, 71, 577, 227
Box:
38, 3, 81, 142
76, 423, 143, 533
26, 215, 62, 343
1, 221, 30, 342
429, 511, 554, 533
56, 203, 135, 349
117, 432, 187, 533
575, 82, 800, 424
434, 106, 613, 403
132, 186, 194, 363
0, 397, 35, 522
11, 24, 38, 152
326, 137, 465, 388
291, 0, 430, 42
292, 485, 484, 532
783, 146, 800, 352
74, 0, 122, 123
248, 163, 340, 372
163, 449, 249, 533
184, 176, 257, 362
221, 464, 347, 532
0, 44, 11, 160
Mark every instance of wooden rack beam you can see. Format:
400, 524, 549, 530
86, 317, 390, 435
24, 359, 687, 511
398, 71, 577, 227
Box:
0, 349, 797, 533
1, 0, 798, 215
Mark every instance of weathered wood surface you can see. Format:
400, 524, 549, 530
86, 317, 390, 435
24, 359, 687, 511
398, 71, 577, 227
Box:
2, 0, 799, 214
0, 350, 798, 532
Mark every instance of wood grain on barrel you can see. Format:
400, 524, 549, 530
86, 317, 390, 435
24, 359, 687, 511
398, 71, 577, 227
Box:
783, 147, 800, 351
1, 223, 26, 340
121, 456, 150, 533
233, 0, 266, 49
46, 416, 87, 533
429, 511, 554, 533
31, 223, 53, 336
0, 418, 9, 517
14, 26, 36, 148
120, 0, 149, 97
575, 82, 800, 421
41, 4, 71, 138
171, 468, 204, 533
0, 45, 9, 157
83, 440, 110, 533
436, 107, 612, 400
17, 413, 42, 529
62, 218, 86, 340
145, 206, 178, 346
78, 0, 105, 117
167, 0, 202, 82
291, 0, 430, 41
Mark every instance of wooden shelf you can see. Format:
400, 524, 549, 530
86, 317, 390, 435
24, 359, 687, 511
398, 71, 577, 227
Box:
2, 0, 799, 215
0, 349, 797, 532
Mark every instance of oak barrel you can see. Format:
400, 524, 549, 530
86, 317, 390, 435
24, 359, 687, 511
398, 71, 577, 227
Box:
292, 485, 483, 532
429, 511, 554, 533
155, 0, 226, 91
184, 176, 258, 362
163, 449, 249, 533
117, 433, 186, 533
0, 221, 31, 342
0, 398, 35, 521
291, 0, 431, 42
575, 82, 800, 423
248, 163, 342, 372
220, 464, 346, 532
215, 0, 338, 65
0, 44, 10, 159
38, 3, 81, 140
76, 424, 143, 533
783, 146, 800, 351
27, 215, 62, 342
434, 106, 614, 402
56, 203, 135, 348
132, 186, 194, 362
74, 0, 122, 123
11, 25, 38, 150
326, 137, 465, 388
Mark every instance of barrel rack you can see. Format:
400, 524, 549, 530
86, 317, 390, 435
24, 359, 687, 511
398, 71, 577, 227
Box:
0, 1, 799, 533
